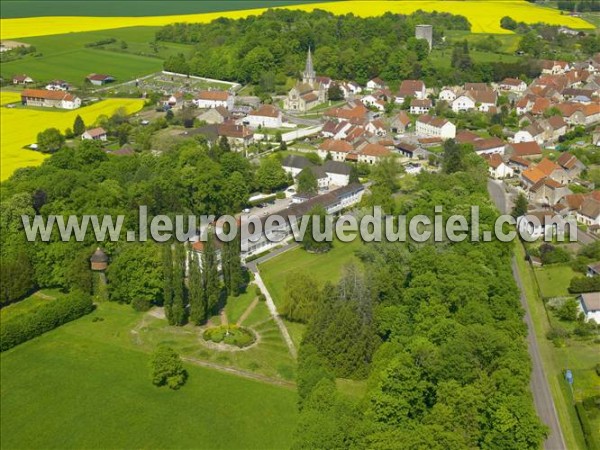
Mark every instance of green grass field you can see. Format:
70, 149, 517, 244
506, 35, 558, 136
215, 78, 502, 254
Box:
259, 240, 363, 311
515, 243, 597, 450
0, 302, 298, 449
534, 264, 576, 298
0, 289, 64, 321
1, 0, 336, 18
0, 27, 193, 86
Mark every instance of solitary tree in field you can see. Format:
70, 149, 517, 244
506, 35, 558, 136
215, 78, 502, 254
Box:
73, 115, 85, 136
512, 193, 528, 218
36, 128, 65, 153
150, 346, 187, 390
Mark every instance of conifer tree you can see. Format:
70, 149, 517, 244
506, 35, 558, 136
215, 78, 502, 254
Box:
201, 230, 221, 316
171, 243, 187, 325
188, 251, 206, 325
73, 115, 85, 136
162, 244, 174, 323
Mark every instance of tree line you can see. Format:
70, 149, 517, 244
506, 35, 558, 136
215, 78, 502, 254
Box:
290, 141, 547, 448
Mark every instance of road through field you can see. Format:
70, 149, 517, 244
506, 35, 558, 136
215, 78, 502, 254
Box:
488, 180, 566, 450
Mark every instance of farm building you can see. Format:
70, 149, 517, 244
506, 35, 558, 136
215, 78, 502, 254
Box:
12, 74, 34, 85
82, 127, 108, 141
86, 73, 115, 86
21, 89, 81, 109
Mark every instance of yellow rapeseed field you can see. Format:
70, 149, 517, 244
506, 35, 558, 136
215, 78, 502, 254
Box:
0, 96, 144, 180
0, 1, 594, 39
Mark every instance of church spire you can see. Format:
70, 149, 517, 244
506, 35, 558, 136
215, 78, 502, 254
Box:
303, 47, 316, 86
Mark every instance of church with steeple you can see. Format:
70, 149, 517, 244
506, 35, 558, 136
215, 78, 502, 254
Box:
284, 48, 327, 112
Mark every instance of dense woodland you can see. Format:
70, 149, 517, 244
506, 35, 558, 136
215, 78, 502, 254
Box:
0, 124, 290, 306
157, 9, 544, 87
291, 142, 547, 449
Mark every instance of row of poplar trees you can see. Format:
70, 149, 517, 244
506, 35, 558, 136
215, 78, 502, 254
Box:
162, 230, 244, 326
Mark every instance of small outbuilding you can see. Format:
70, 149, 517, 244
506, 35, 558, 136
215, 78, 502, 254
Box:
90, 247, 108, 271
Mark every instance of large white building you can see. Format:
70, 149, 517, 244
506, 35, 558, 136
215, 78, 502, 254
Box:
245, 105, 283, 128
21, 89, 81, 110
194, 90, 234, 110
415, 115, 456, 139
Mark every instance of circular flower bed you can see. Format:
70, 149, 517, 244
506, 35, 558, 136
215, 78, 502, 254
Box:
203, 325, 255, 348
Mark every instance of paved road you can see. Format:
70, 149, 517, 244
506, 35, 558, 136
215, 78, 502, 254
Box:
511, 258, 567, 450
488, 180, 566, 450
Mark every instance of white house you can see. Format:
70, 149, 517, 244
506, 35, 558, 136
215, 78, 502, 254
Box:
323, 160, 351, 186
281, 155, 312, 177
245, 104, 282, 128
12, 74, 34, 85
499, 78, 527, 92
339, 82, 362, 98
367, 77, 386, 90
452, 90, 497, 113
194, 90, 234, 110
395, 80, 426, 103
318, 139, 354, 161
577, 198, 600, 226
438, 88, 457, 103
82, 127, 107, 141
21, 89, 81, 110
484, 153, 514, 179
517, 211, 573, 240
410, 98, 432, 115
577, 293, 600, 323
356, 143, 391, 165
361, 95, 386, 111
415, 115, 456, 139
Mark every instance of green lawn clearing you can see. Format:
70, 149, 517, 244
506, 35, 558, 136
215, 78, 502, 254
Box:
0, 302, 298, 449
0, 289, 64, 321
534, 264, 576, 298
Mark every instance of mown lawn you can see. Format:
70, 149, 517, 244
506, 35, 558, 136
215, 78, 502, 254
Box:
259, 239, 363, 311
0, 302, 298, 449
534, 264, 576, 298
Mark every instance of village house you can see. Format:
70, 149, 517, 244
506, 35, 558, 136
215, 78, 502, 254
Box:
82, 127, 107, 141
514, 122, 546, 145
12, 74, 34, 85
438, 87, 457, 103
86, 73, 115, 86
318, 139, 354, 161
323, 101, 368, 125
499, 78, 527, 92
316, 76, 332, 90
395, 80, 426, 104
281, 155, 313, 177
505, 141, 542, 160
587, 262, 600, 277
162, 92, 185, 109
361, 94, 386, 112
284, 48, 327, 112
395, 141, 423, 159
194, 90, 234, 110
197, 106, 231, 124
356, 142, 391, 164
577, 292, 600, 323
452, 90, 497, 113
217, 123, 253, 149
556, 152, 586, 180
338, 81, 362, 98
593, 126, 600, 146
508, 155, 531, 173
245, 104, 282, 129
517, 211, 574, 239
390, 111, 412, 134
577, 197, 600, 226
540, 60, 571, 75
323, 160, 352, 187
366, 77, 386, 91
410, 98, 432, 115
415, 114, 456, 139
529, 178, 571, 206
21, 89, 81, 110
45, 80, 70, 91
365, 119, 387, 136
484, 153, 514, 179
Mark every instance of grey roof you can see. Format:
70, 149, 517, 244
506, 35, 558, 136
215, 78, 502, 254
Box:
282, 155, 312, 170
323, 160, 352, 175
309, 165, 328, 180
580, 198, 600, 219
90, 247, 108, 263
579, 292, 600, 312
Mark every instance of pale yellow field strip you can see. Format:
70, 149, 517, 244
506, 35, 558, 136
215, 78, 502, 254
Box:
0, 1, 594, 39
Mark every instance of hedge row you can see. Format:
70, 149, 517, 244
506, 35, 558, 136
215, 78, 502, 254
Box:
575, 402, 599, 450
1, 292, 94, 351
